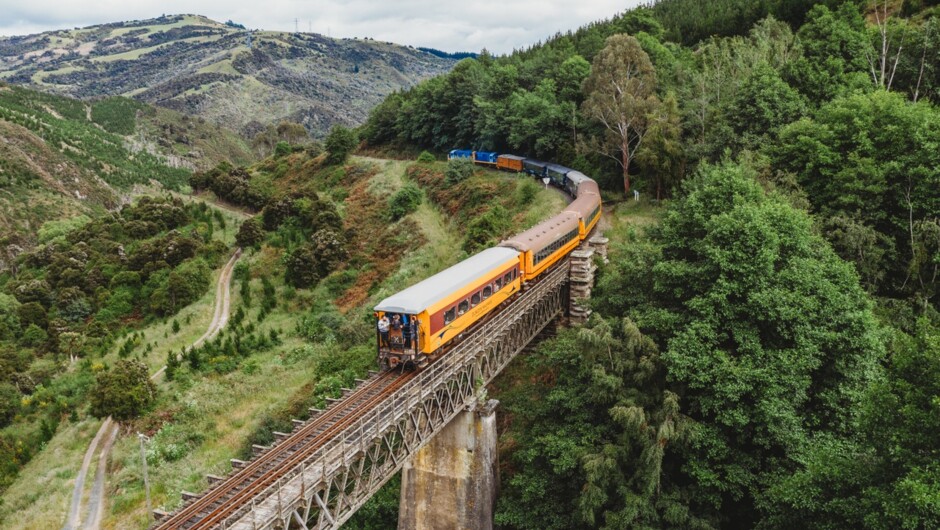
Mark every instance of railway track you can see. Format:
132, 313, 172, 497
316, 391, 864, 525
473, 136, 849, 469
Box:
154, 369, 415, 529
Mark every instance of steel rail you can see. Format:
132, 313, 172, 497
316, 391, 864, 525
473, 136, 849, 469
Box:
221, 262, 570, 529
154, 370, 408, 529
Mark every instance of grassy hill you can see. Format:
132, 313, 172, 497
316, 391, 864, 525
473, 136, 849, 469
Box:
0, 150, 566, 528
0, 14, 457, 137
0, 82, 252, 250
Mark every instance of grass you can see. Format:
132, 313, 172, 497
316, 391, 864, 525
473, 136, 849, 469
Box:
0, 196, 248, 528
0, 418, 103, 529
0, 155, 591, 528
90, 36, 223, 63
100, 240, 358, 528
196, 58, 239, 76
32, 66, 84, 84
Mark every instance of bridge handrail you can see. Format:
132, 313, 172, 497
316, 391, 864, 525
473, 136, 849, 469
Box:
221, 262, 570, 528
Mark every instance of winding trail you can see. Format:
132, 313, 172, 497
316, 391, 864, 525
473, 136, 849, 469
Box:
64, 248, 242, 530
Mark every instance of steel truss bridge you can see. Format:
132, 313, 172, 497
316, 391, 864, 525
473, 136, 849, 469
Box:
154, 261, 570, 530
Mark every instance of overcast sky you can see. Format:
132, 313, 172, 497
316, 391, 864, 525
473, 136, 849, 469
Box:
0, 0, 645, 54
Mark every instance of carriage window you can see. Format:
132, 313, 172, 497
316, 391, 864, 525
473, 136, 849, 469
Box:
504, 273, 512, 285
471, 292, 481, 306
512, 269, 517, 280
444, 307, 456, 325
495, 278, 502, 290
482, 286, 492, 299
458, 300, 469, 315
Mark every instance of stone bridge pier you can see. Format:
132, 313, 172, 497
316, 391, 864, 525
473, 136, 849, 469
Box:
398, 399, 500, 530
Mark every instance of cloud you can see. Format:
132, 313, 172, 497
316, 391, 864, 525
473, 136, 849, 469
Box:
0, 0, 644, 54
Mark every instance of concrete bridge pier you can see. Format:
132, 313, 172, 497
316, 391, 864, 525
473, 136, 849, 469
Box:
398, 399, 500, 530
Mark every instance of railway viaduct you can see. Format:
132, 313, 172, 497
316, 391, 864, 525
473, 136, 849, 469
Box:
153, 237, 608, 530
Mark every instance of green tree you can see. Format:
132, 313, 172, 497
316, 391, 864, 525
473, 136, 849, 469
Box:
90, 360, 157, 421
0, 383, 19, 428
506, 80, 572, 159
324, 125, 358, 165
771, 91, 940, 305
636, 92, 682, 200
554, 55, 592, 103
727, 62, 805, 149
650, 160, 882, 523
582, 34, 660, 193
761, 319, 940, 529
783, 3, 869, 103
236, 218, 265, 249
284, 244, 320, 288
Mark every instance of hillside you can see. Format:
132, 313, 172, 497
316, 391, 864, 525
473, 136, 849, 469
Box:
0, 82, 252, 250
0, 150, 566, 528
0, 14, 457, 137
362, 1, 940, 529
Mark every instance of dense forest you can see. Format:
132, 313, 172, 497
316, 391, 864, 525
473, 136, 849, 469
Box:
361, 0, 940, 528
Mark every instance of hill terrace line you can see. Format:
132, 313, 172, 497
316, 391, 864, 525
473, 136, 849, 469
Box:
152, 153, 608, 529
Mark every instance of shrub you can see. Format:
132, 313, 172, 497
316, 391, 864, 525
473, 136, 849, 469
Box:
324, 125, 358, 165
417, 151, 436, 163
516, 179, 539, 205
0, 383, 19, 428
445, 159, 474, 185
0, 294, 21, 340
463, 205, 511, 253
90, 360, 156, 421
17, 303, 47, 330
236, 218, 265, 249
388, 184, 423, 221
284, 244, 320, 288
37, 215, 92, 243
274, 141, 291, 158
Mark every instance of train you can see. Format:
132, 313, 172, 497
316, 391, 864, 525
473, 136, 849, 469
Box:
373, 150, 602, 370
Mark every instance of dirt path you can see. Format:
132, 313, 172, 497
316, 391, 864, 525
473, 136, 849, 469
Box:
192, 248, 241, 349
65, 248, 242, 529
62, 417, 111, 530
82, 423, 118, 530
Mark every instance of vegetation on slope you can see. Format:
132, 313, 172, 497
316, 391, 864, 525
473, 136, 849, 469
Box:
0, 196, 236, 498
0, 14, 457, 137
361, 1, 940, 528
0, 82, 252, 262
0, 138, 562, 527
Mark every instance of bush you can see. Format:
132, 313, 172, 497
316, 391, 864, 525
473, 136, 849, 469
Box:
235, 218, 265, 249
274, 141, 291, 158
90, 360, 157, 421
0, 383, 19, 427
310, 229, 348, 277
417, 151, 436, 163
516, 179, 539, 205
284, 244, 320, 288
463, 205, 511, 253
388, 184, 423, 221
0, 294, 21, 340
37, 215, 92, 243
17, 302, 47, 330
445, 159, 474, 185
324, 125, 358, 165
